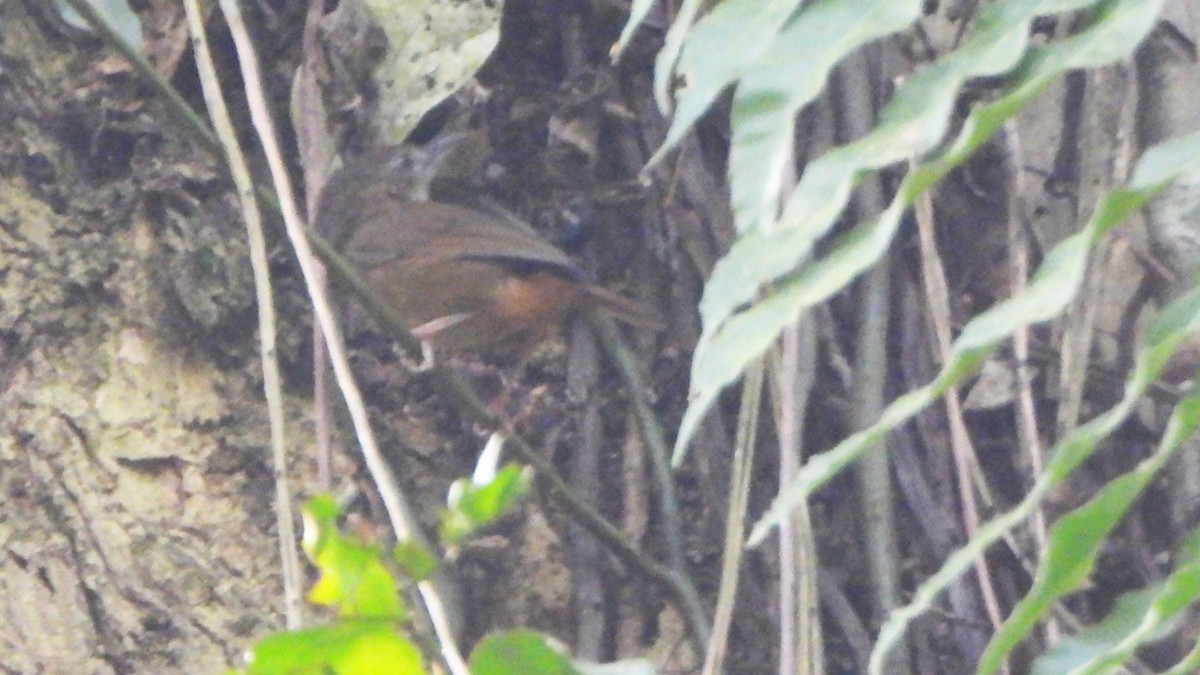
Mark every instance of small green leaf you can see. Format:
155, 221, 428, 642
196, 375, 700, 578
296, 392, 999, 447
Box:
459, 465, 530, 522
302, 494, 341, 557
241, 619, 426, 675
441, 465, 531, 547
469, 630, 579, 675
303, 497, 406, 620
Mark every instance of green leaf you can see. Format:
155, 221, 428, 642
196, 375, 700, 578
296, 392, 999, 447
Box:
649, 0, 802, 165
240, 619, 426, 675
729, 0, 920, 234
440, 464, 531, 547
1030, 528, 1200, 675
469, 630, 580, 675
650, 0, 704, 112
302, 497, 406, 620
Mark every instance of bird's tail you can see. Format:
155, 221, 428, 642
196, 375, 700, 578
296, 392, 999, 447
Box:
583, 285, 666, 331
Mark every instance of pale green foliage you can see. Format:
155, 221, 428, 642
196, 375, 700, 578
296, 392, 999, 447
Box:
636, 0, 1200, 672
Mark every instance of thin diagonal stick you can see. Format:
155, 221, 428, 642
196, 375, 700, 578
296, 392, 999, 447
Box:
214, 2, 467, 671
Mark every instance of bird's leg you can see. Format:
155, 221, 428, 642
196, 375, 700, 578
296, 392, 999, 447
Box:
393, 340, 436, 373
399, 313, 473, 371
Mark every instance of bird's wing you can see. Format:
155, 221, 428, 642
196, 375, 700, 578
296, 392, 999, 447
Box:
346, 201, 582, 277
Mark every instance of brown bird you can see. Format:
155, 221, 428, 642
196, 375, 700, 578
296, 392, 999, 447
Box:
315, 140, 661, 358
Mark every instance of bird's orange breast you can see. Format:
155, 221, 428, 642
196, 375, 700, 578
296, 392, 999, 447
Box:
490, 271, 585, 326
